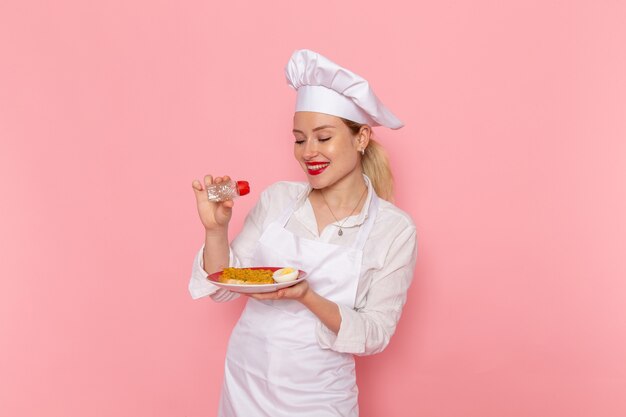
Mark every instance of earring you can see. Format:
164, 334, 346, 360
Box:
360, 148, 365, 155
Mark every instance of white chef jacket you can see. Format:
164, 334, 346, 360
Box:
189, 175, 417, 355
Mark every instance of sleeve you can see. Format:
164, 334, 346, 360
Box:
315, 223, 418, 355
187, 187, 271, 302
188, 245, 239, 301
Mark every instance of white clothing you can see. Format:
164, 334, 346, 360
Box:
189, 176, 417, 355
218, 188, 380, 417
285, 49, 404, 129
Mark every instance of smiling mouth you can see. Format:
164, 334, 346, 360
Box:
306, 162, 330, 175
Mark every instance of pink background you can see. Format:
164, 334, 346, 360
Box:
1, 1, 625, 416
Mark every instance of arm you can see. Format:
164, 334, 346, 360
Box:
191, 174, 233, 272
248, 223, 417, 347
300, 289, 341, 333
247, 281, 342, 333
188, 178, 270, 301
188, 174, 234, 301
316, 224, 418, 355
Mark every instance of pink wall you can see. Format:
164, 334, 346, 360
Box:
1, 1, 625, 416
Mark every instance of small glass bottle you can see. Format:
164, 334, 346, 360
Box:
206, 180, 250, 202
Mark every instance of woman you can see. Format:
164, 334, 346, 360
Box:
189, 49, 417, 417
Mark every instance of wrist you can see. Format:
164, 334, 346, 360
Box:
298, 285, 316, 305
204, 227, 228, 240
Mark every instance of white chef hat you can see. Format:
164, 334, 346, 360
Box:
285, 49, 404, 129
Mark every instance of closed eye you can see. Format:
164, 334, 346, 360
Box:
294, 137, 331, 144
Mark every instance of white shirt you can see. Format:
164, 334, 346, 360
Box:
189, 176, 417, 356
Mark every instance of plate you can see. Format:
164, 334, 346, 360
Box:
207, 267, 307, 294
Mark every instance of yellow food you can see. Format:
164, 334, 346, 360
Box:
220, 268, 275, 284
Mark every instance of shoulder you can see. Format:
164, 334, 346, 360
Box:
260, 180, 308, 202
369, 198, 417, 254
243, 181, 307, 230
367, 199, 418, 267
262, 180, 308, 197
255, 180, 308, 214
376, 198, 416, 232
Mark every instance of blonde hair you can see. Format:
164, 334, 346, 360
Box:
340, 118, 394, 201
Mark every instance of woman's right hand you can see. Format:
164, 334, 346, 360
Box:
192, 174, 234, 233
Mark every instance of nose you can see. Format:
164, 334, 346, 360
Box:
302, 138, 318, 159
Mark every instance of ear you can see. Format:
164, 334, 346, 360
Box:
355, 125, 371, 151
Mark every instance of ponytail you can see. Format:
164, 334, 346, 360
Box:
361, 138, 394, 201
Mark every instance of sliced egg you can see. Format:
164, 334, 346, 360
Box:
273, 267, 299, 283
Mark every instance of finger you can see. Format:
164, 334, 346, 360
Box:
192, 179, 209, 204
192, 179, 205, 202
249, 292, 277, 300
204, 175, 214, 189
191, 179, 203, 191
223, 175, 231, 183
217, 199, 234, 219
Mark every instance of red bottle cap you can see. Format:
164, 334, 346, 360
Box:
236, 181, 250, 196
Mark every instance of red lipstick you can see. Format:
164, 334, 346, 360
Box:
305, 161, 330, 176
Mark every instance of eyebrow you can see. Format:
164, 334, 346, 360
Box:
292, 125, 337, 134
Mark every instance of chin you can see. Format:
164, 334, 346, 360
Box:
307, 178, 325, 189
305, 174, 329, 190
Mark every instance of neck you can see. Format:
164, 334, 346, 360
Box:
316, 171, 367, 208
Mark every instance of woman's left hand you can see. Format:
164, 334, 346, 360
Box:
246, 280, 310, 302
